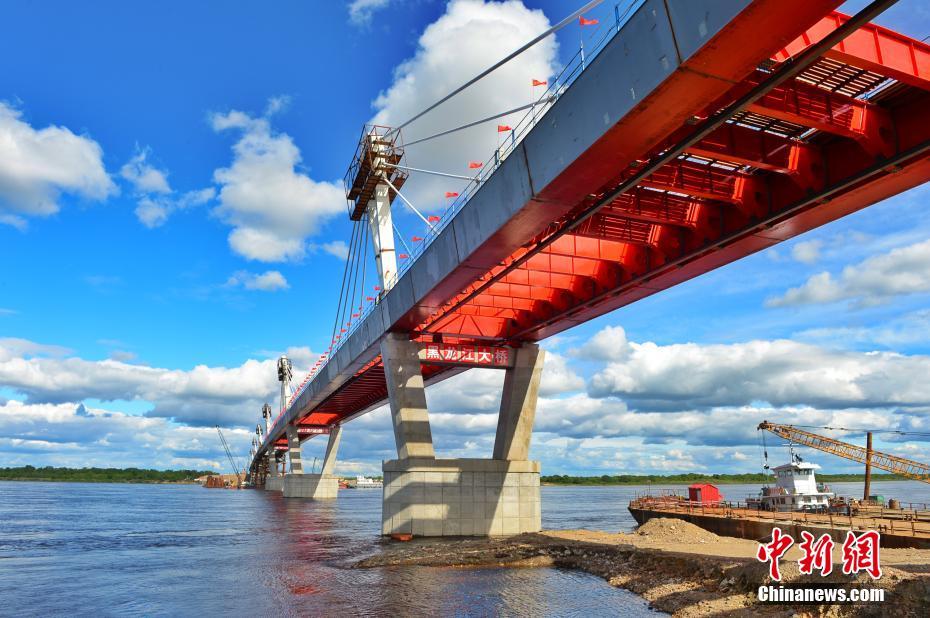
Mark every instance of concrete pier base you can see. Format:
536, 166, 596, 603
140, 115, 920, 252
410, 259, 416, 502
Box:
265, 476, 284, 492
283, 473, 339, 499
382, 458, 540, 537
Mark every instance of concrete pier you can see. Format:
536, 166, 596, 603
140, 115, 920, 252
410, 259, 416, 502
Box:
382, 459, 540, 537
283, 473, 339, 499
283, 425, 342, 499
380, 334, 544, 537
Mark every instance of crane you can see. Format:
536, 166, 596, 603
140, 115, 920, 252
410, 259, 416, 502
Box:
215, 425, 242, 488
758, 421, 930, 501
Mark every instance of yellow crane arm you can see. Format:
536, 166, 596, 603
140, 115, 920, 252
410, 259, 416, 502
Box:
758, 421, 930, 483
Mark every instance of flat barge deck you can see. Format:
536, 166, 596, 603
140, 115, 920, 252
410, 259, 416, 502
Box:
629, 496, 930, 549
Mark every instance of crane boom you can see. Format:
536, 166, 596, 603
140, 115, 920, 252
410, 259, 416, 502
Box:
758, 421, 930, 483
215, 425, 241, 482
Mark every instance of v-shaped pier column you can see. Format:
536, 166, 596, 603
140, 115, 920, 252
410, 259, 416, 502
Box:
381, 337, 544, 537
283, 425, 343, 499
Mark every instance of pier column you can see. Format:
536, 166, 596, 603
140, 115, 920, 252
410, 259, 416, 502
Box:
286, 424, 303, 474
494, 345, 544, 461
265, 451, 284, 492
381, 338, 543, 537
381, 333, 435, 459
283, 426, 342, 499
320, 425, 342, 476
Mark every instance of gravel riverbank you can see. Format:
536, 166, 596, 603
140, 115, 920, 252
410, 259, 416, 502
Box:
355, 518, 930, 616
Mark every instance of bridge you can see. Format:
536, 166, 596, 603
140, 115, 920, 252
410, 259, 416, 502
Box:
247, 0, 930, 537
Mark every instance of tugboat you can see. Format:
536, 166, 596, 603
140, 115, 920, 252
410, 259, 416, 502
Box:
355, 475, 383, 489
747, 449, 834, 512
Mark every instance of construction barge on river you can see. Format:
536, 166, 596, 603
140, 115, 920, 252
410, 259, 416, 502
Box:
629, 422, 930, 549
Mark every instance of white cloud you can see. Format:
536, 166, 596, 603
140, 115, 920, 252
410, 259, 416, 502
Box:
225, 270, 290, 292
315, 240, 350, 260
370, 0, 558, 212
210, 105, 344, 261
794, 310, 930, 349
768, 238, 930, 307
569, 325, 629, 361
0, 338, 320, 427
0, 102, 115, 228
586, 329, 930, 411
4, 331, 930, 474
0, 399, 253, 471
120, 148, 171, 194
121, 145, 215, 228
135, 187, 215, 228
348, 0, 391, 25
791, 239, 822, 265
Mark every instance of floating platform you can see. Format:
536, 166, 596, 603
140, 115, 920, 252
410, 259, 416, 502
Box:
629, 496, 930, 549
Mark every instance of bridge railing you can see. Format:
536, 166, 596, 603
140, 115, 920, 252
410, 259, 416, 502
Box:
273, 1, 646, 437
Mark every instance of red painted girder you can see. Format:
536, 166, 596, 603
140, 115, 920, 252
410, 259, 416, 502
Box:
775, 11, 930, 90
599, 187, 701, 227
637, 159, 768, 213
687, 122, 820, 175
743, 71, 894, 154
508, 94, 930, 343
401, 1, 842, 331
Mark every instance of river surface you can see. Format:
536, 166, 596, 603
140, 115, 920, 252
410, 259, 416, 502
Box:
2, 480, 926, 616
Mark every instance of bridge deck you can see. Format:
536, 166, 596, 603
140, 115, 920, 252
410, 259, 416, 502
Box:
256, 0, 930, 459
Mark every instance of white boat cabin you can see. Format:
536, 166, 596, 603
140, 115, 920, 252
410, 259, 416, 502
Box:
754, 462, 834, 512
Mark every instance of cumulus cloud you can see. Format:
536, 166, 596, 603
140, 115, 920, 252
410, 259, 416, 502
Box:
0, 102, 115, 228
4, 329, 930, 474
120, 148, 171, 194
370, 0, 557, 211
0, 399, 253, 470
120, 145, 216, 228
210, 104, 344, 262
134, 187, 215, 228
791, 239, 822, 265
311, 240, 351, 260
0, 338, 320, 427
768, 238, 930, 307
225, 270, 290, 292
586, 327, 930, 412
569, 325, 629, 361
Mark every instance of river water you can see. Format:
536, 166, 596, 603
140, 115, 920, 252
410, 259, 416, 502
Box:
2, 480, 926, 616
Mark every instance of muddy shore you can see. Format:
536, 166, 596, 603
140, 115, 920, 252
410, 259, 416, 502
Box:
355, 518, 930, 616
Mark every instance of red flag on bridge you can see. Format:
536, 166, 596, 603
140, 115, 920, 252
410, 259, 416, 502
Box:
366, 296, 375, 301
374, 285, 381, 291
468, 161, 483, 169
352, 313, 360, 317
445, 191, 459, 198
497, 124, 512, 132
532, 79, 547, 87
399, 253, 409, 259
579, 16, 598, 26
428, 215, 441, 223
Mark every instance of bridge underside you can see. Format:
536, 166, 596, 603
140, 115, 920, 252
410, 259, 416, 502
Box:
262, 1, 930, 455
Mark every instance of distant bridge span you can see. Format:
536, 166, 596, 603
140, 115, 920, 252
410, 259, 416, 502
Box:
250, 0, 930, 523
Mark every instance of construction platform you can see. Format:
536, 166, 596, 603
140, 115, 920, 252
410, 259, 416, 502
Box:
629, 495, 930, 549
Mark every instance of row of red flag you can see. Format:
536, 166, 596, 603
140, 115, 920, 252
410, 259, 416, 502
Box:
295, 15, 602, 400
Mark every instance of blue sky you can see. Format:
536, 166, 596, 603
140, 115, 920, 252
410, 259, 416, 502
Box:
1, 0, 930, 476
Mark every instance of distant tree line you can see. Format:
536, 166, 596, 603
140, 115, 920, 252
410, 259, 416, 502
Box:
0, 466, 216, 484
540, 472, 905, 485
